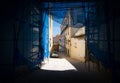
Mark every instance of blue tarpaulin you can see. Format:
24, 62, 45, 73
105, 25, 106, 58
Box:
42, 11, 50, 61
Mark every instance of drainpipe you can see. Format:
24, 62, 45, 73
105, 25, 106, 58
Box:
68, 8, 71, 57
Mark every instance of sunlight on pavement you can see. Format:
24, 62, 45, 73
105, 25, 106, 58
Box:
41, 58, 77, 71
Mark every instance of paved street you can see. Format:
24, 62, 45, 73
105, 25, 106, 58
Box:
14, 53, 112, 83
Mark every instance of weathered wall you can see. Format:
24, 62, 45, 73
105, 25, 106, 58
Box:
70, 37, 85, 62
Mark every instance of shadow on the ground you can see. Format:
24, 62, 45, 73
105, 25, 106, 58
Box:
14, 65, 112, 83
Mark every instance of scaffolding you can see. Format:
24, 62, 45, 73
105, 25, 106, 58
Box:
14, 0, 116, 71
44, 1, 113, 69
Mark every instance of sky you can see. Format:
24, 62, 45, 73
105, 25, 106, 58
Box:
53, 20, 61, 37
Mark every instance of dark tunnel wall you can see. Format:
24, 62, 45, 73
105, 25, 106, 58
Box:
0, 0, 43, 82
13, 0, 44, 69
107, 1, 120, 71
86, 1, 120, 81
98, 1, 120, 69
104, 1, 120, 81
0, 0, 18, 81
84, 1, 120, 70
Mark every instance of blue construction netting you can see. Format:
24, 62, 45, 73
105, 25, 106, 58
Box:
42, 10, 50, 61
44, 2, 111, 68
16, 1, 111, 70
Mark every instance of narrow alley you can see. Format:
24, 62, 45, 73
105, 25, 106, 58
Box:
0, 0, 120, 83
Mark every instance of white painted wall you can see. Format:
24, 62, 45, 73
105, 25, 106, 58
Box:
49, 13, 53, 52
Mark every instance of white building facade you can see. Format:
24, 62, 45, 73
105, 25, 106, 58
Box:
60, 8, 86, 62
